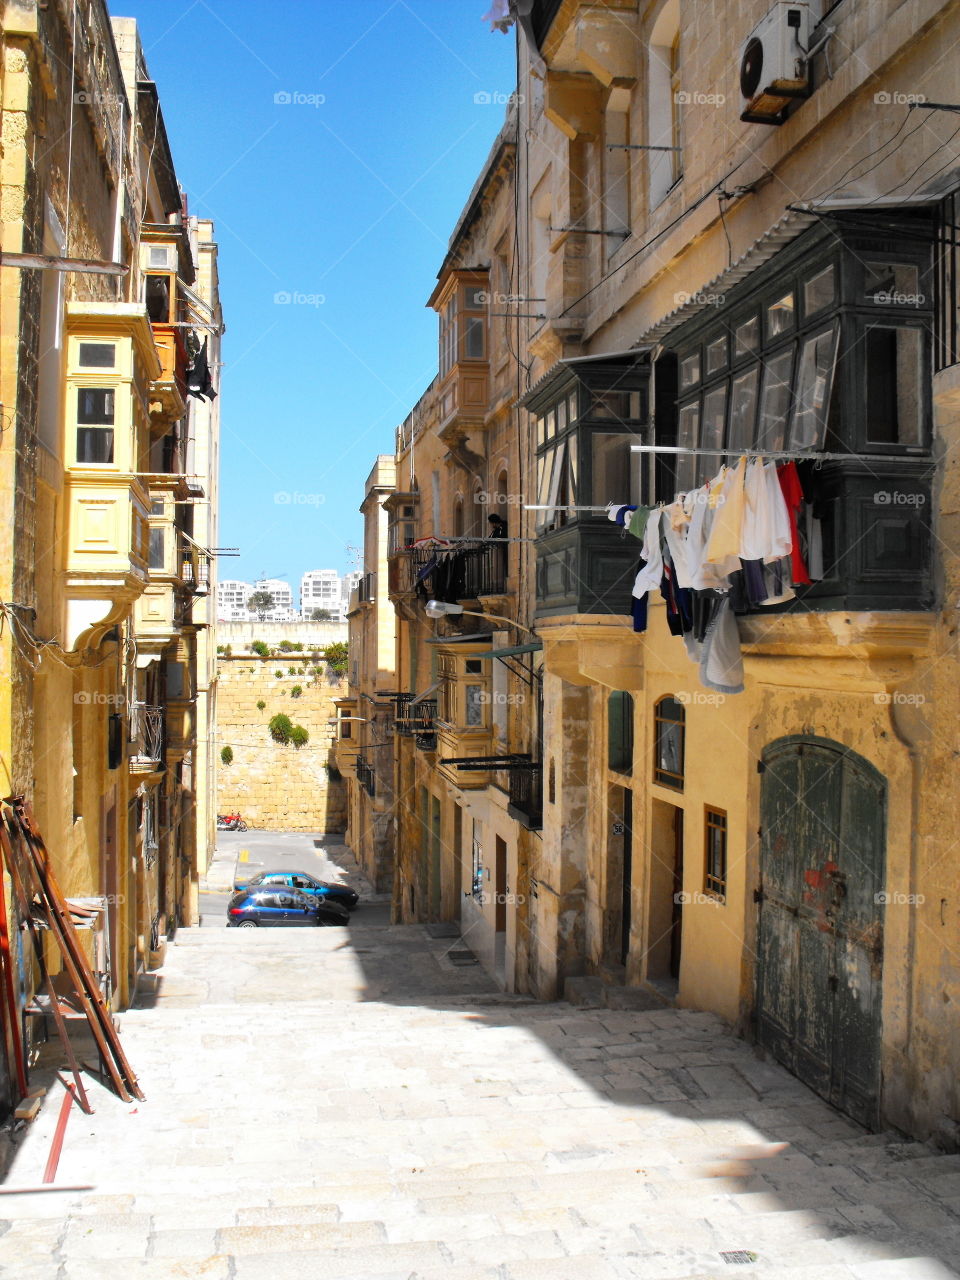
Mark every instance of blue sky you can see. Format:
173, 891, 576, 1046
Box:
119, 1, 516, 590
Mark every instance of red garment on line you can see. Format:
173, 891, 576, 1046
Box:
776, 462, 811, 586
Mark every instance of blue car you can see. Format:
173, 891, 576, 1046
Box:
227, 886, 349, 928
232, 870, 360, 911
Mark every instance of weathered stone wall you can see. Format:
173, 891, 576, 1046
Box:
215, 655, 347, 832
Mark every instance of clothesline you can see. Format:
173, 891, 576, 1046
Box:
630, 444, 926, 464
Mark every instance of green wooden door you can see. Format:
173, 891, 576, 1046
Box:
757, 737, 885, 1127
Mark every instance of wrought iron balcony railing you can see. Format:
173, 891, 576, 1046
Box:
388, 538, 507, 601
355, 756, 376, 798
130, 702, 164, 768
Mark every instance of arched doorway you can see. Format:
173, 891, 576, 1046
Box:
756, 736, 886, 1127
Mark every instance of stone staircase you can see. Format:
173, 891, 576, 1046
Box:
2, 925, 958, 1279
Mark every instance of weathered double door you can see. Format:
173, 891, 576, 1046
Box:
757, 737, 886, 1127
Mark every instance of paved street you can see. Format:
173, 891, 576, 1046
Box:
2, 844, 960, 1278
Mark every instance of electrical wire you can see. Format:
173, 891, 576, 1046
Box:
861, 117, 960, 208
810, 105, 922, 204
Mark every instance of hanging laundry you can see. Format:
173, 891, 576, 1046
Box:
705, 456, 747, 568
776, 462, 812, 585
186, 336, 217, 401
628, 506, 652, 541
631, 508, 664, 600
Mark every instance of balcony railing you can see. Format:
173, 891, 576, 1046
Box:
179, 535, 211, 594
388, 538, 506, 601
355, 756, 376, 798
506, 758, 543, 831
130, 702, 164, 769
394, 695, 438, 751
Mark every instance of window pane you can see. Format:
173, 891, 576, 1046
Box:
728, 367, 759, 454
567, 390, 578, 425
77, 388, 115, 424
78, 342, 115, 367
556, 399, 567, 431
699, 386, 727, 482
465, 286, 486, 309
865, 326, 922, 444
537, 415, 546, 448
607, 691, 633, 773
803, 265, 835, 317
592, 432, 640, 505
546, 408, 556, 439
865, 261, 921, 305
704, 807, 727, 898
756, 349, 793, 452
465, 685, 484, 727
789, 323, 839, 451
149, 527, 165, 570
680, 352, 700, 391
766, 293, 795, 338
589, 390, 630, 421
734, 316, 759, 357
706, 336, 727, 375
463, 315, 485, 359
676, 402, 699, 492
76, 428, 114, 464
654, 697, 685, 789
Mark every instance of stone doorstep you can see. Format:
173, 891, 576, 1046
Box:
562, 974, 670, 1013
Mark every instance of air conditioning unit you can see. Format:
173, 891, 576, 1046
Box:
740, 3, 812, 125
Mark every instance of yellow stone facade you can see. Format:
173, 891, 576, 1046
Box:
0, 1, 221, 1107
350, 0, 960, 1148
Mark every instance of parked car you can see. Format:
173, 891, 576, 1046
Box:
227, 886, 350, 928
232, 869, 360, 911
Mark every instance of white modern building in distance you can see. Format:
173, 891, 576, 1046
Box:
254, 578, 297, 621
300, 569, 342, 619
217, 580, 254, 622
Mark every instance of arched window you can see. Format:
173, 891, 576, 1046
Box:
648, 0, 683, 209
608, 691, 634, 774
653, 695, 685, 790
453, 496, 464, 538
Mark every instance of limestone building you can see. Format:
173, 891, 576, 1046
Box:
345, 0, 960, 1148
0, 1, 221, 1106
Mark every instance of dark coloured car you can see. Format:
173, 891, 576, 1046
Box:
227, 886, 350, 928
232, 870, 360, 911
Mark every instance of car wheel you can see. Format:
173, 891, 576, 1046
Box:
237, 919, 258, 928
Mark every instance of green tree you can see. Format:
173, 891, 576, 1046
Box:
247, 590, 274, 621
309, 608, 335, 621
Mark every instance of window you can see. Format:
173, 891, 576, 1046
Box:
865, 325, 922, 445
78, 342, 115, 368
789, 323, 839, 450
803, 265, 835, 317
149, 527, 165, 571
438, 279, 487, 374
465, 685, 484, 727
728, 367, 759, 455
756, 349, 794, 453
734, 316, 759, 358
653, 696, 685, 789
699, 386, 727, 482
676, 402, 699, 491
471, 817, 483, 897
145, 274, 172, 324
603, 89, 631, 254
648, 1, 682, 208
704, 806, 727, 899
75, 387, 115, 464
766, 292, 795, 339
864, 261, 921, 305
607, 691, 634, 774
592, 433, 641, 506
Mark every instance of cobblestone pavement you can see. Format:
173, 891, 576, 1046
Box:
2, 848, 959, 1278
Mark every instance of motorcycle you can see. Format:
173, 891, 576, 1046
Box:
217, 813, 248, 832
